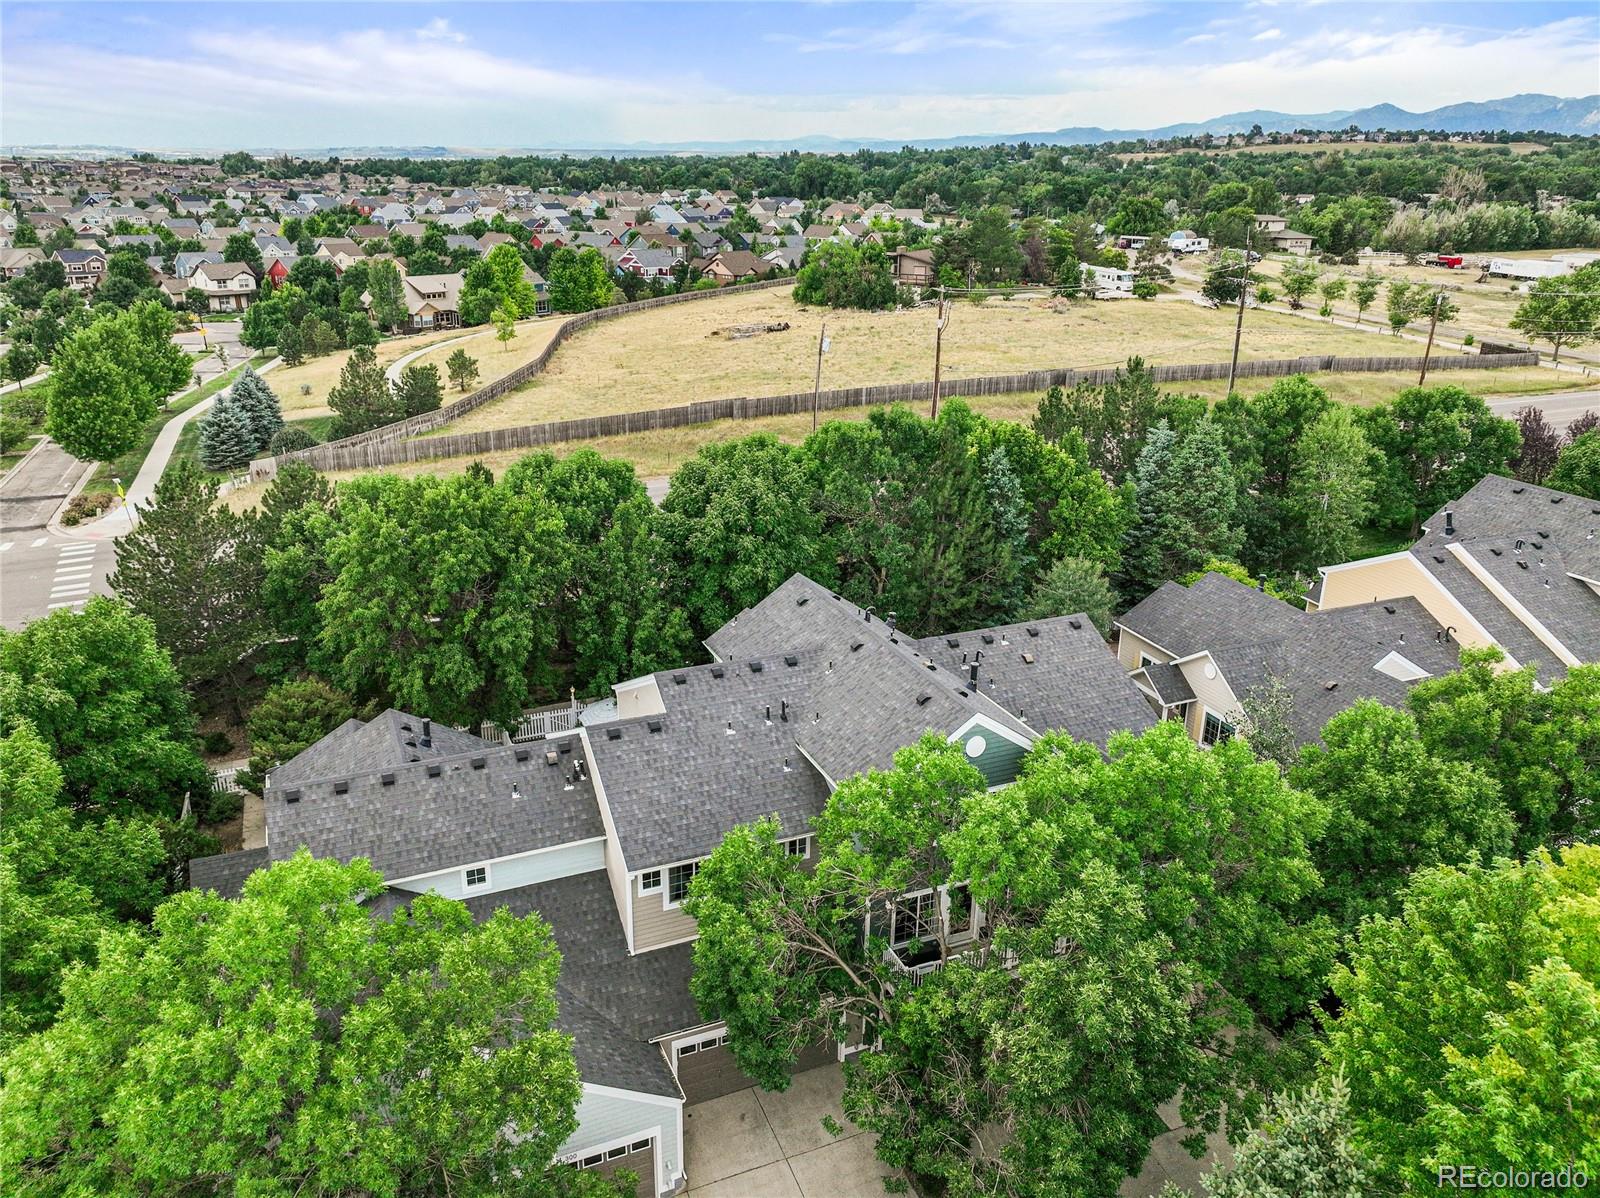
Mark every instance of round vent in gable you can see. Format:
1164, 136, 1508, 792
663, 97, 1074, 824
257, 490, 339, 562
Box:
965, 735, 987, 758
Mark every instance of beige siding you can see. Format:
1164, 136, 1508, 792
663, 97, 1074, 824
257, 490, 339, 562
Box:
1116, 629, 1172, 671
579, 728, 633, 946
1176, 655, 1242, 742
1317, 554, 1497, 651
632, 874, 698, 952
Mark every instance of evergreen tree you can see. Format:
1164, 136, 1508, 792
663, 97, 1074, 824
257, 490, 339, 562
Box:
110, 460, 267, 705
197, 398, 258, 471
229, 365, 283, 451
446, 348, 480, 392
1019, 555, 1116, 635
392, 363, 443, 418
327, 344, 398, 437
1188, 1077, 1371, 1198
275, 323, 304, 366
1121, 418, 1240, 598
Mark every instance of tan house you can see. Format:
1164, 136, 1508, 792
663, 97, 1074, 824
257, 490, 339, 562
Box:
313, 237, 365, 273
190, 261, 258, 311
1115, 571, 1458, 747
1308, 474, 1600, 678
889, 248, 936, 286
1269, 229, 1316, 255
187, 572, 1157, 1195
398, 272, 464, 332
698, 250, 772, 285
0, 246, 45, 278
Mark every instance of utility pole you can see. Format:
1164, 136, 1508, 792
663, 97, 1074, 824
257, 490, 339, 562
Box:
811, 319, 827, 431
1225, 226, 1252, 397
1418, 290, 1443, 386
931, 288, 949, 420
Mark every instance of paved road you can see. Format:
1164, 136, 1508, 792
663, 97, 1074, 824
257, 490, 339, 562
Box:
1486, 389, 1598, 432
0, 439, 114, 628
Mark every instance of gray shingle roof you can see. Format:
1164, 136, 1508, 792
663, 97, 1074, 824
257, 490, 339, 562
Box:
913, 617, 1156, 747
1411, 474, 1600, 674
266, 719, 604, 882
464, 870, 700, 1096
586, 657, 832, 868
188, 846, 270, 899
271, 709, 492, 787
1116, 573, 1304, 657
1136, 661, 1195, 706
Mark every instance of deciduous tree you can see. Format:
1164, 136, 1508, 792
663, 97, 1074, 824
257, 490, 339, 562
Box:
45, 301, 192, 461
1509, 260, 1600, 363
235, 678, 355, 793
0, 852, 595, 1198
1548, 429, 1600, 499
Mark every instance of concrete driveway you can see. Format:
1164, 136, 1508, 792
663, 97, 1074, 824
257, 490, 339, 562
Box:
683, 1064, 904, 1197
683, 1062, 1233, 1198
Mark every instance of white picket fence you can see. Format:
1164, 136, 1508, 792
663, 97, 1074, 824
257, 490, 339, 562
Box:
469, 696, 610, 744
210, 765, 244, 794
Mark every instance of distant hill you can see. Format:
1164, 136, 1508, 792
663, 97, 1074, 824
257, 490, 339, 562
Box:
5, 93, 1597, 160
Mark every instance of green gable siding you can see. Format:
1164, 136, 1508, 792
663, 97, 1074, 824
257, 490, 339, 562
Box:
956, 729, 1028, 788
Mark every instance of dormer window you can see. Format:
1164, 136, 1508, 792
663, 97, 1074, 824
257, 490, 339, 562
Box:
464, 866, 488, 889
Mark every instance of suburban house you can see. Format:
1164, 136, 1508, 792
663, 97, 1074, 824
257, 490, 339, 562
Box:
173, 250, 224, 279
697, 250, 772, 285
1307, 474, 1600, 679
190, 261, 259, 311
0, 246, 45, 278
314, 238, 366, 273
188, 573, 1154, 1197
52, 247, 106, 290
888, 248, 936, 286
397, 272, 464, 332
1114, 571, 1459, 747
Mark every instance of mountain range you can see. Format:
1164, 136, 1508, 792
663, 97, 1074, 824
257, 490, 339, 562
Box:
7, 93, 1597, 159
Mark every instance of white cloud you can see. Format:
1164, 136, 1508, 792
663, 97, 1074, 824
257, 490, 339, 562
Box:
1252, 27, 1283, 41
2, 9, 1595, 148
416, 17, 466, 45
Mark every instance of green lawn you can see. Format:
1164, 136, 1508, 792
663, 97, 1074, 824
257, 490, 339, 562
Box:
82, 354, 268, 495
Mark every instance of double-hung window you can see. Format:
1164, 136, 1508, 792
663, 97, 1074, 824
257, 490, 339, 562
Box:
1201, 711, 1235, 747
782, 835, 810, 859
667, 861, 700, 905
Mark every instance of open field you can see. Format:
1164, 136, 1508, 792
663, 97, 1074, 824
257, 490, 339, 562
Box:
401, 316, 564, 392
220, 363, 1592, 511
1184, 247, 1600, 367
269, 318, 555, 420
435, 284, 1468, 437
1116, 141, 1548, 161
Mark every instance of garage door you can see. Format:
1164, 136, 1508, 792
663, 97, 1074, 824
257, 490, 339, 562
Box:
575, 1137, 656, 1198
675, 1031, 752, 1104
676, 1031, 839, 1105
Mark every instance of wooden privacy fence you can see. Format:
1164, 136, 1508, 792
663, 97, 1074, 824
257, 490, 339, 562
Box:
274, 350, 1539, 476
257, 277, 795, 475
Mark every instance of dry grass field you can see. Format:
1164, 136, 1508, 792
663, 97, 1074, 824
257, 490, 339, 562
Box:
271, 317, 558, 420
435, 283, 1455, 437
219, 362, 1588, 512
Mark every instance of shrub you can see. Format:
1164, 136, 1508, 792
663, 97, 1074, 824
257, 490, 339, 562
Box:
0, 416, 34, 453
60, 492, 116, 526
3, 388, 47, 427
267, 426, 319, 454
1463, 333, 1476, 346
201, 730, 234, 755
1132, 279, 1158, 300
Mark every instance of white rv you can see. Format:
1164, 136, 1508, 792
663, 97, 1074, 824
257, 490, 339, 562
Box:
1168, 230, 1210, 254
1084, 264, 1135, 296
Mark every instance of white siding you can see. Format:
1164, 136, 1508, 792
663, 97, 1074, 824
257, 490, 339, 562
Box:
563, 1084, 683, 1196
389, 839, 604, 901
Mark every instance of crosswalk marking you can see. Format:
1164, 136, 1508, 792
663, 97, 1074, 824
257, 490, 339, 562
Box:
55, 569, 93, 580
31, 537, 48, 548
50, 584, 91, 596
48, 600, 88, 610
0, 542, 13, 552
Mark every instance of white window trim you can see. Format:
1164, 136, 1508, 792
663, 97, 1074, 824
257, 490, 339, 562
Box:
463, 863, 491, 890
639, 868, 662, 895
664, 860, 702, 910
782, 835, 811, 859
1199, 707, 1235, 748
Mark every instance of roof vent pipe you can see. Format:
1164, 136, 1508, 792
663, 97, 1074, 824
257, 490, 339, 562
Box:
968, 661, 979, 686
864, 606, 874, 622
887, 612, 897, 634
780, 699, 789, 722
421, 719, 432, 747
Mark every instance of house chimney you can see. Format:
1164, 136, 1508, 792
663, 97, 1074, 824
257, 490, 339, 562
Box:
968, 660, 979, 686
421, 719, 432, 748
1444, 509, 1455, 536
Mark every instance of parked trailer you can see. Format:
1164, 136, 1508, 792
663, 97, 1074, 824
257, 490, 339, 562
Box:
1168, 231, 1210, 254
1484, 257, 1570, 281
1085, 264, 1135, 295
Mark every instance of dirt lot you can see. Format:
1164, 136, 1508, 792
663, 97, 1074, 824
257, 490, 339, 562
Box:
436, 283, 1456, 436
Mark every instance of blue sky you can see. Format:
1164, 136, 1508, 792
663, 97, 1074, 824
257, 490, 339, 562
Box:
4, 2, 1597, 149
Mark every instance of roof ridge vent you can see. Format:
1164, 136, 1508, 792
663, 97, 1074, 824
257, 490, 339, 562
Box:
749, 660, 764, 673
1068, 618, 1082, 630
647, 719, 663, 733
916, 693, 931, 706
